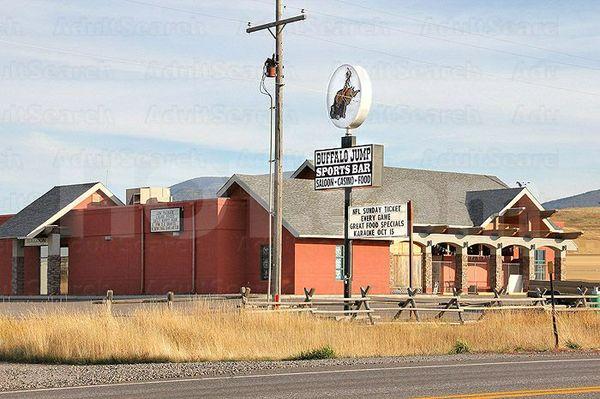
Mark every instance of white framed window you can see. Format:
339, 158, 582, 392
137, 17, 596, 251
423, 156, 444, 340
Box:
534, 249, 546, 280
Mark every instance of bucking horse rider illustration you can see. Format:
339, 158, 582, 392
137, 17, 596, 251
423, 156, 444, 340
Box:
329, 67, 360, 120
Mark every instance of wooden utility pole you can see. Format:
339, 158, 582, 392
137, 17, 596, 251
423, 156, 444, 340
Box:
408, 200, 414, 289
247, 2, 305, 302
273, 0, 284, 302
548, 261, 560, 349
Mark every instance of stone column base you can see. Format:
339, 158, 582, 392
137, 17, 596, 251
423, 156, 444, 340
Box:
11, 257, 24, 295
456, 247, 469, 292
554, 251, 567, 281
490, 249, 504, 291
47, 255, 62, 295
422, 248, 433, 293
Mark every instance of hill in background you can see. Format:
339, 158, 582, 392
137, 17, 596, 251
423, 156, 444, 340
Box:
543, 189, 600, 209
170, 177, 229, 201
552, 207, 600, 281
171, 172, 293, 201
552, 207, 600, 255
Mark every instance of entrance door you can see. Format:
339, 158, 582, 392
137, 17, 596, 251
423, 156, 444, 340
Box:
467, 255, 490, 291
60, 247, 69, 294
40, 246, 48, 295
39, 246, 69, 295
435, 255, 456, 292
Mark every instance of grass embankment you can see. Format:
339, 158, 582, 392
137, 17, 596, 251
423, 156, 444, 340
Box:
0, 305, 599, 364
553, 207, 600, 254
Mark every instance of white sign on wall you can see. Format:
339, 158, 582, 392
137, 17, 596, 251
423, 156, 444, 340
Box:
150, 208, 182, 233
348, 203, 408, 239
25, 238, 49, 247
314, 144, 383, 190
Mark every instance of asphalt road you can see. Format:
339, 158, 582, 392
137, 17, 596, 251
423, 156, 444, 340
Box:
2, 354, 599, 398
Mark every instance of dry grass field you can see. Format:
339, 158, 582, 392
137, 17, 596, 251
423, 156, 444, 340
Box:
0, 304, 599, 364
553, 208, 600, 281
554, 207, 600, 254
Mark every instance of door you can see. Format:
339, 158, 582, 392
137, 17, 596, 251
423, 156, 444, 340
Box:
39, 246, 69, 295
40, 246, 48, 295
467, 255, 490, 291
436, 255, 456, 292
60, 247, 69, 294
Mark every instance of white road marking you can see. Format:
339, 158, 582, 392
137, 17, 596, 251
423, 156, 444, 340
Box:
1, 357, 599, 395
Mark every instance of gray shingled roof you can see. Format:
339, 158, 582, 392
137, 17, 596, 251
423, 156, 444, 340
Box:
0, 182, 99, 239
220, 167, 519, 238
465, 188, 524, 226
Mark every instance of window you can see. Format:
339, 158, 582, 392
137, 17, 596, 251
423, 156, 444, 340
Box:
335, 245, 345, 280
260, 245, 270, 280
534, 249, 546, 280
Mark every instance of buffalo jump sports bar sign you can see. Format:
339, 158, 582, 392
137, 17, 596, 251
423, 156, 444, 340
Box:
349, 203, 408, 239
314, 144, 383, 190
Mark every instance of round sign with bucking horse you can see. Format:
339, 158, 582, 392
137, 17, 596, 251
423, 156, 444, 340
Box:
326, 64, 372, 130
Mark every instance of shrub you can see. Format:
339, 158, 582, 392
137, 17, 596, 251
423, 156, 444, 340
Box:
292, 345, 336, 360
566, 340, 581, 350
451, 340, 471, 354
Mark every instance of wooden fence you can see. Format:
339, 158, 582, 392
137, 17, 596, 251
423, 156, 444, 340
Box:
241, 286, 600, 325
530, 279, 600, 294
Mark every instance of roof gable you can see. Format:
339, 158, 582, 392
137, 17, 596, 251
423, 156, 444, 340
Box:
0, 182, 123, 239
465, 187, 524, 226
477, 187, 559, 232
290, 159, 315, 179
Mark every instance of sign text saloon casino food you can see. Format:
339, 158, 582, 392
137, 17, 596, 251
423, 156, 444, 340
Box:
314, 144, 383, 190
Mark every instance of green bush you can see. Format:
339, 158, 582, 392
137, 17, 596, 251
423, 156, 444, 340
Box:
451, 340, 471, 354
292, 345, 336, 360
566, 340, 581, 350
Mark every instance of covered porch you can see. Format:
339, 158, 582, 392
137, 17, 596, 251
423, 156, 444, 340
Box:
413, 232, 579, 293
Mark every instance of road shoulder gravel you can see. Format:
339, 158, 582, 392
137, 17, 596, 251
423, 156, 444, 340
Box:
1, 351, 599, 392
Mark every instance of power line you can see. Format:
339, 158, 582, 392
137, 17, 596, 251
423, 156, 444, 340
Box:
127, 0, 600, 75
1, 11, 597, 100
290, 32, 600, 97
330, 0, 600, 66
121, 0, 248, 24
281, 0, 600, 72
0, 38, 260, 84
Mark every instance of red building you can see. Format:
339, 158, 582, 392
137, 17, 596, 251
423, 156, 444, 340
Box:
0, 162, 581, 296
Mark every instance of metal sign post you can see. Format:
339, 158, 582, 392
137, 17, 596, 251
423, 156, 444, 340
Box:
342, 132, 356, 308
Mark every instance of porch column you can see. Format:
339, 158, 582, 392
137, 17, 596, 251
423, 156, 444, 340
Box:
47, 232, 61, 295
490, 244, 504, 291
11, 239, 25, 295
456, 243, 469, 292
422, 242, 433, 294
521, 246, 536, 291
554, 247, 567, 281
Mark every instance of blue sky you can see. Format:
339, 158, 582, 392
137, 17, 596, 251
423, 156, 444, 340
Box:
0, 0, 599, 213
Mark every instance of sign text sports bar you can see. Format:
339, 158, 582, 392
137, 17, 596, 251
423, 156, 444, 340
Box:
314, 144, 383, 190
